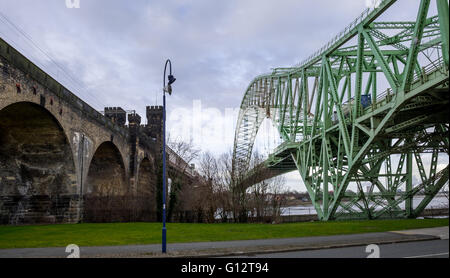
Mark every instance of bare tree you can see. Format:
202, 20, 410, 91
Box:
189, 149, 290, 224
197, 151, 221, 223
167, 135, 200, 175
247, 151, 269, 221
245, 151, 288, 223
227, 150, 253, 223
267, 175, 287, 223
217, 151, 234, 222
165, 135, 201, 221
248, 179, 270, 222
211, 150, 251, 222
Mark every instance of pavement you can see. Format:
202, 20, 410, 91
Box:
0, 225, 447, 258
223, 239, 449, 258
390, 226, 449, 240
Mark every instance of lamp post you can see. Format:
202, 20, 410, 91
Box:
162, 59, 176, 253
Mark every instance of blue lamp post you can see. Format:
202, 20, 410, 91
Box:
162, 59, 175, 253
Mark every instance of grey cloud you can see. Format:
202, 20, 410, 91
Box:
0, 0, 425, 191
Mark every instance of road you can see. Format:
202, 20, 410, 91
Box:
0, 226, 447, 258
224, 239, 449, 258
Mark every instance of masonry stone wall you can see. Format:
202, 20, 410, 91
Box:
0, 38, 147, 224
0, 37, 202, 225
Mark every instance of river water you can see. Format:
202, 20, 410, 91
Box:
281, 195, 449, 216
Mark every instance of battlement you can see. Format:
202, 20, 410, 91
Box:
105, 107, 126, 112
146, 105, 163, 111
144, 105, 163, 141
146, 105, 163, 119
128, 112, 141, 125
105, 107, 126, 126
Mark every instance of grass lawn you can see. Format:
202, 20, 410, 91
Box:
0, 218, 447, 249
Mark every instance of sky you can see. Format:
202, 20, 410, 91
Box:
0, 0, 446, 192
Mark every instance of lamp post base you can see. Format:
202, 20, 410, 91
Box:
162, 227, 167, 253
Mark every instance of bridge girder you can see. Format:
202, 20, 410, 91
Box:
232, 0, 449, 221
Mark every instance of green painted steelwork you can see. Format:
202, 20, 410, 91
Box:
232, 0, 449, 221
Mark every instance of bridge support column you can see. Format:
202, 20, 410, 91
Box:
322, 142, 329, 219
406, 151, 413, 218
128, 112, 141, 195
437, 0, 449, 67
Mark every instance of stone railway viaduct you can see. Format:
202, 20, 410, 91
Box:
0, 38, 201, 225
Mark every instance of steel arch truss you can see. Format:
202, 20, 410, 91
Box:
232, 0, 449, 220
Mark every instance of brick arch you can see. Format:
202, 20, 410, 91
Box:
0, 101, 78, 224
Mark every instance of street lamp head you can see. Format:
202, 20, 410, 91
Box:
164, 84, 172, 95
168, 74, 176, 85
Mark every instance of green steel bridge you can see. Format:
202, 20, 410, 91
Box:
232, 0, 449, 221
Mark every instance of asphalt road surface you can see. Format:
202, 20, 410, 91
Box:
0, 226, 446, 258
224, 239, 449, 258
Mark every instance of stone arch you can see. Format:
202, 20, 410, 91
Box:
85, 141, 127, 196
137, 157, 155, 196
0, 102, 78, 224
83, 141, 128, 222
135, 157, 157, 221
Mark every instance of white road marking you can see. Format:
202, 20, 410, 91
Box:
403, 252, 449, 258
